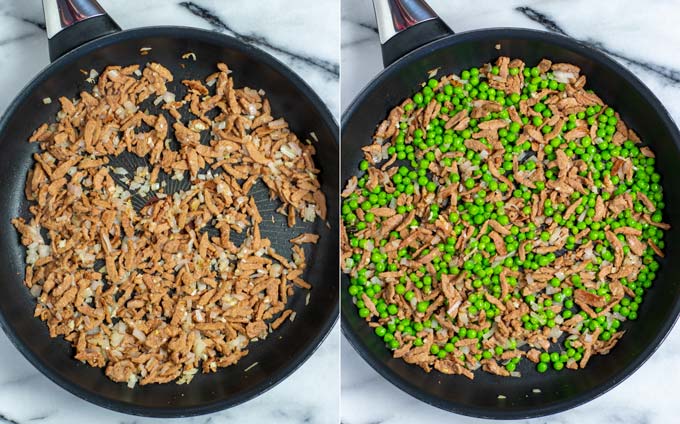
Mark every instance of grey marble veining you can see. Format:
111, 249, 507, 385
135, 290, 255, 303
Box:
341, 0, 680, 423
0, 1, 339, 423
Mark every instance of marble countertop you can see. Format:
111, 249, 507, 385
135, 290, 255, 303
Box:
341, 0, 680, 423
0, 1, 339, 423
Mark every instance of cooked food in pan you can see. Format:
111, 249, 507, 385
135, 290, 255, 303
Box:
342, 56, 667, 378
13, 62, 326, 387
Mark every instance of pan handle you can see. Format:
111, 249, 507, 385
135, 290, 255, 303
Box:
373, 0, 453, 67
43, 0, 121, 62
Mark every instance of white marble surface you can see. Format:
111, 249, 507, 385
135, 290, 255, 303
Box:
0, 1, 339, 423
341, 0, 680, 423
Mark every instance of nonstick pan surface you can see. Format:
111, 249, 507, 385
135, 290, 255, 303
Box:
0, 24, 339, 418
341, 23, 680, 420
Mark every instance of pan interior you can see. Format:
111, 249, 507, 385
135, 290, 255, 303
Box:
0, 27, 338, 416
341, 29, 680, 418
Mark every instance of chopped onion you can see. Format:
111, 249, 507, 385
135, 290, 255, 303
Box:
127, 374, 138, 389
447, 300, 461, 316
302, 204, 316, 222
549, 326, 563, 340
38, 244, 51, 258
549, 230, 563, 244
132, 328, 146, 342
162, 91, 176, 104
491, 254, 510, 267
193, 335, 207, 357
111, 331, 124, 347
583, 248, 594, 260
123, 100, 136, 113
67, 183, 83, 198
546, 286, 560, 295
280, 145, 297, 159
450, 74, 465, 84
553, 70, 575, 83
29, 284, 42, 298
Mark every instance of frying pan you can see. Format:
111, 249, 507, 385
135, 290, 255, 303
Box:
341, 0, 680, 418
0, 0, 338, 417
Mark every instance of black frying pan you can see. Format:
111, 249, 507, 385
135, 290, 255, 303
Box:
342, 0, 680, 419
0, 0, 338, 418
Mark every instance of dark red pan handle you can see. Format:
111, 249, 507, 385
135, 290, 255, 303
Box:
373, 0, 453, 67
43, 0, 120, 61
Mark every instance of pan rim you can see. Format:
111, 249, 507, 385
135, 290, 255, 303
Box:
341, 26, 680, 419
0, 25, 339, 418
